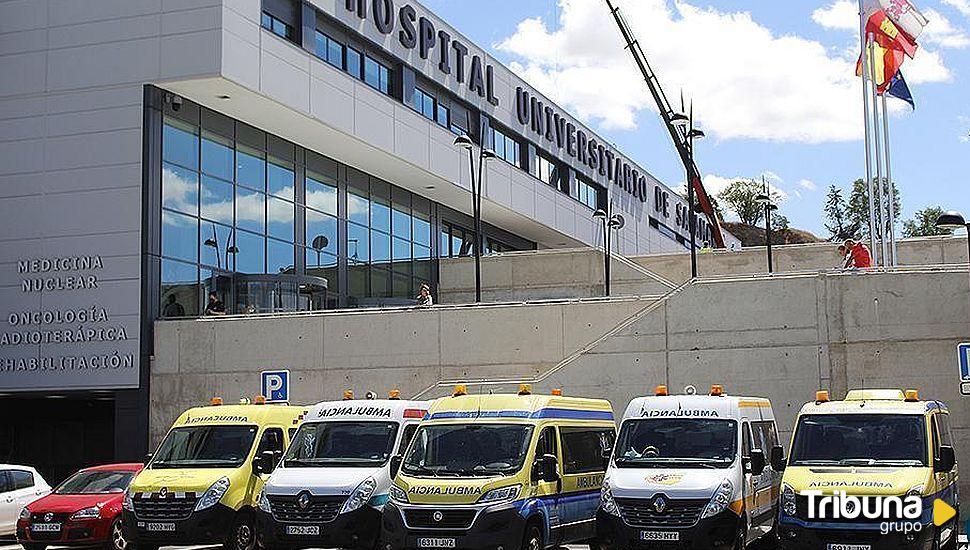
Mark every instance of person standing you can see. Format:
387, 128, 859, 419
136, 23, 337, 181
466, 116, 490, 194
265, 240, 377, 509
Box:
416, 284, 433, 306
844, 239, 872, 269
162, 294, 186, 317
204, 291, 227, 315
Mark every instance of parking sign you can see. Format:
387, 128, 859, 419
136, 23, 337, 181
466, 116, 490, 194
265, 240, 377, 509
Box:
959, 343, 970, 396
261, 370, 290, 403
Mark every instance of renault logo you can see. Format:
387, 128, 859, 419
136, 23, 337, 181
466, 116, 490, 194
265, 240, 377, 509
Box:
298, 493, 311, 510
653, 496, 667, 514
44, 513, 54, 522
159, 487, 168, 498
432, 511, 444, 522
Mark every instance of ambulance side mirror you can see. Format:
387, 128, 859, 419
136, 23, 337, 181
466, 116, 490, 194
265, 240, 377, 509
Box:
533, 454, 560, 483
770, 446, 786, 472
747, 449, 766, 476
601, 446, 613, 469
390, 455, 403, 479
935, 446, 955, 473
254, 450, 276, 475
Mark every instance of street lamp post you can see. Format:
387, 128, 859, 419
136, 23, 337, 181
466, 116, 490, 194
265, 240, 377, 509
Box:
593, 204, 625, 296
755, 181, 778, 274
936, 211, 970, 320
454, 131, 495, 303
671, 108, 704, 279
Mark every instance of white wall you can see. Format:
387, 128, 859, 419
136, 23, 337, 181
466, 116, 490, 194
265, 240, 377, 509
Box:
0, 0, 224, 390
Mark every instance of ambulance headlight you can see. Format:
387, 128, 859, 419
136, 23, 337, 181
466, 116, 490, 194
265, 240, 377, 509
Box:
195, 477, 230, 511
782, 483, 797, 517
123, 491, 134, 512
600, 479, 620, 517
389, 484, 409, 504
906, 485, 924, 498
478, 485, 520, 504
341, 477, 378, 514
700, 478, 734, 519
257, 489, 272, 513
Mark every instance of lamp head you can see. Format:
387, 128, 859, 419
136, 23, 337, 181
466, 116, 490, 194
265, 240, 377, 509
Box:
453, 134, 474, 150
670, 112, 689, 129
481, 148, 497, 160
688, 128, 705, 140
755, 193, 772, 205
592, 209, 608, 220
609, 214, 625, 230
935, 210, 967, 229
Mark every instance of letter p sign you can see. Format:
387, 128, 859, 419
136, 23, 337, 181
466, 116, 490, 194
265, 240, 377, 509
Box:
261, 370, 289, 403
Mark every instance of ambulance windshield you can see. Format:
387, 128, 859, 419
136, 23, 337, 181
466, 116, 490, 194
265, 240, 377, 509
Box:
615, 419, 737, 468
789, 414, 927, 466
402, 424, 534, 477
283, 421, 399, 467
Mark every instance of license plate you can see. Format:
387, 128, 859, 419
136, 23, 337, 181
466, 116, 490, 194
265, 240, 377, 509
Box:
640, 531, 679, 541
417, 537, 456, 548
285, 525, 320, 536
146, 522, 176, 532
31, 523, 61, 532
827, 545, 871, 550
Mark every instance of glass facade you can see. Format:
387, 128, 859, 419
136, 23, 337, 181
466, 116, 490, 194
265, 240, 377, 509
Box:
154, 94, 532, 317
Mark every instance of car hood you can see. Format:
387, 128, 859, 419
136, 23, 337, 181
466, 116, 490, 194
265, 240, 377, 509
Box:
265, 466, 379, 497
608, 467, 734, 500
129, 467, 239, 494
783, 466, 931, 496
28, 492, 122, 513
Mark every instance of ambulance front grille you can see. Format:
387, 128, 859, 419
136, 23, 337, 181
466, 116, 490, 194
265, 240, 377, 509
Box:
268, 495, 345, 523
132, 497, 198, 521
615, 498, 707, 528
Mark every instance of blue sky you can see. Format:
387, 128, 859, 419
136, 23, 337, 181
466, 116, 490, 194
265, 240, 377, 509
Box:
424, 0, 970, 237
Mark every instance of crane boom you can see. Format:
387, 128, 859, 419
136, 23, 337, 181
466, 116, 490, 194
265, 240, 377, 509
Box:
604, 0, 725, 248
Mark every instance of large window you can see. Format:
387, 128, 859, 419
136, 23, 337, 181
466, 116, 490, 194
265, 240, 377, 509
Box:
261, 12, 295, 41
535, 154, 559, 188
573, 177, 600, 210
491, 126, 520, 166
560, 427, 615, 474
364, 56, 390, 94
314, 30, 344, 69
412, 88, 435, 120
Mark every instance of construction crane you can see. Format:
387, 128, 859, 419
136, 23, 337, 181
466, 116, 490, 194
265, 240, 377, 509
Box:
604, 0, 726, 249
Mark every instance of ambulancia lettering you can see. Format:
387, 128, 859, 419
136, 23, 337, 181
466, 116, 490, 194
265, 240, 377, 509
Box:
807, 480, 895, 489
317, 406, 393, 418
183, 415, 249, 424
640, 409, 719, 418
407, 486, 483, 495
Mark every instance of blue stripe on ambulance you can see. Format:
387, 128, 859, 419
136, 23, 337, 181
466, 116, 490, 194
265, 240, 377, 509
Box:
428, 409, 613, 421
515, 491, 601, 542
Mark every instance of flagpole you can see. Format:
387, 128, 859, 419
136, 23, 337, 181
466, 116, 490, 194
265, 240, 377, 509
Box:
867, 31, 888, 267
881, 94, 898, 266
858, 1, 878, 265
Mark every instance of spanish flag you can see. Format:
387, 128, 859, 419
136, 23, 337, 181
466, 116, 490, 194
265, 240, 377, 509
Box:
856, 10, 913, 93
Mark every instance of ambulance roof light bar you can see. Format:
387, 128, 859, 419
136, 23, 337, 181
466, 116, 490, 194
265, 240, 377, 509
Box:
518, 384, 532, 395
389, 389, 401, 400
904, 389, 919, 402
654, 385, 669, 396
253, 395, 266, 405
551, 388, 563, 396
453, 384, 467, 397
710, 384, 724, 397
816, 390, 830, 403
210, 396, 223, 406
342, 390, 354, 401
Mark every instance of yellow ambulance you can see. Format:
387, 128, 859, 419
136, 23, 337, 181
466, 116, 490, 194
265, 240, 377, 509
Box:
382, 385, 616, 550
122, 398, 304, 550
775, 389, 960, 550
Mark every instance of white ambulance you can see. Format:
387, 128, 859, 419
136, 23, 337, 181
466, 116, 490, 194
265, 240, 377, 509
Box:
255, 391, 430, 550
597, 385, 784, 550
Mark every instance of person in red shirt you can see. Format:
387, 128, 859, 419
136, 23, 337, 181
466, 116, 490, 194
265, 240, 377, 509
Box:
843, 239, 872, 268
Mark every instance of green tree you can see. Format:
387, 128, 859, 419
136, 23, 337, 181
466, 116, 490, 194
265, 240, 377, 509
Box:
847, 178, 901, 238
902, 206, 953, 238
771, 213, 790, 232
823, 185, 860, 241
718, 179, 782, 226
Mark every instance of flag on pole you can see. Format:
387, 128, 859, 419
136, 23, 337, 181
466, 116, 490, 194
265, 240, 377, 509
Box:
856, 37, 906, 92
887, 71, 915, 109
863, 0, 929, 41
867, 9, 918, 58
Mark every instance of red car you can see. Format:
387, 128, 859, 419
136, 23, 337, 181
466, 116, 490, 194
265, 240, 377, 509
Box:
17, 463, 142, 550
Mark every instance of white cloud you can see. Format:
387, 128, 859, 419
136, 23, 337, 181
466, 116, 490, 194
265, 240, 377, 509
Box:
797, 179, 818, 191
813, 0, 859, 31
921, 8, 970, 48
497, 0, 874, 144
943, 0, 970, 18
905, 48, 952, 83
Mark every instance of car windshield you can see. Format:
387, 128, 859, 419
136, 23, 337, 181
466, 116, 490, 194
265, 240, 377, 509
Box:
56, 471, 134, 494
789, 414, 927, 466
151, 425, 258, 468
402, 424, 534, 477
283, 421, 399, 467
614, 419, 738, 468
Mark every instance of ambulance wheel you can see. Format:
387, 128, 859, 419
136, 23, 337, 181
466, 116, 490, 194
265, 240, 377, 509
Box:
522, 521, 543, 550
107, 518, 129, 550
225, 511, 257, 550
